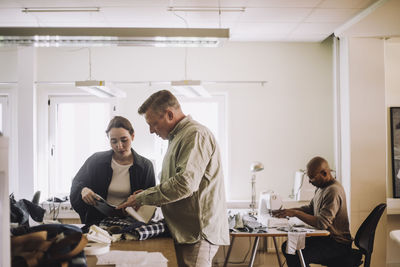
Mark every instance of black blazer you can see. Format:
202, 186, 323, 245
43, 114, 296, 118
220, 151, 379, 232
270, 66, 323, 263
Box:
70, 149, 155, 225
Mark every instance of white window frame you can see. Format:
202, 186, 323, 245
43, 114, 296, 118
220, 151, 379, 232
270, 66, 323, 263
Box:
179, 94, 228, 183
154, 93, 229, 193
0, 95, 9, 136
47, 96, 117, 197
0, 88, 18, 196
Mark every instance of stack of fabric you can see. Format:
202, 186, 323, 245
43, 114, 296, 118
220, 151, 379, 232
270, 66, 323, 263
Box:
99, 217, 169, 241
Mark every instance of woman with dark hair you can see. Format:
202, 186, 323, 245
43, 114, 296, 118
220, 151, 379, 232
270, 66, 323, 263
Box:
70, 116, 155, 225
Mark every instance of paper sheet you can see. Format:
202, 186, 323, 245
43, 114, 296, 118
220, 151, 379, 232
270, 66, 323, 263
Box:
97, 251, 147, 265
96, 250, 168, 266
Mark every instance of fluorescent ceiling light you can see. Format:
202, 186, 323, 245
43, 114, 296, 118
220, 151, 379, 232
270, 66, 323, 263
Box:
171, 80, 211, 98
22, 7, 100, 13
0, 27, 229, 47
168, 6, 245, 12
75, 80, 126, 98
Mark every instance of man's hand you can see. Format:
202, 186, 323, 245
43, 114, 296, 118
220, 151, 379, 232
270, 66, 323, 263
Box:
272, 208, 319, 228
81, 187, 100, 206
272, 208, 297, 218
116, 190, 143, 210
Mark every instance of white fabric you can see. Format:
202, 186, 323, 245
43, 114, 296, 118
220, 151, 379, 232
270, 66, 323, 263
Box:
87, 225, 113, 244
84, 243, 110, 255
390, 230, 400, 246
107, 159, 132, 206
286, 231, 306, 255
96, 250, 168, 267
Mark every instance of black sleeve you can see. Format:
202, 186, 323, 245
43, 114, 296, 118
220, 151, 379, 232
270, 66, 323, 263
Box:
69, 155, 94, 222
134, 157, 156, 190
144, 159, 156, 188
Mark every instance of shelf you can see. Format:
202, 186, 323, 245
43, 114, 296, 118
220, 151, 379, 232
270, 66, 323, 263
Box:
387, 198, 400, 215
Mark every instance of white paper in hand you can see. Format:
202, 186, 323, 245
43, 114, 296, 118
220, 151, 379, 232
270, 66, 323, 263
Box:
125, 205, 157, 223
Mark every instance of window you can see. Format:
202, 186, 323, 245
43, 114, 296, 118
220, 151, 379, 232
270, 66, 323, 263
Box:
153, 94, 228, 183
48, 97, 116, 196
0, 96, 8, 136
0, 100, 3, 134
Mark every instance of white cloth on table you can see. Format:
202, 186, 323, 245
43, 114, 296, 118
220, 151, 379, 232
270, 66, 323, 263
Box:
286, 231, 306, 255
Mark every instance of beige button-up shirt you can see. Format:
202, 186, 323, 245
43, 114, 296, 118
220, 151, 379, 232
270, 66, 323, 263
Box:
136, 116, 230, 245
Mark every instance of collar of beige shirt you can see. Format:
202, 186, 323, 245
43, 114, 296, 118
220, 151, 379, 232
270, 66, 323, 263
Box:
167, 115, 192, 141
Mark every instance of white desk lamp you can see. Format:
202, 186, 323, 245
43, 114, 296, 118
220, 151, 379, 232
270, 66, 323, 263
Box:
249, 161, 264, 215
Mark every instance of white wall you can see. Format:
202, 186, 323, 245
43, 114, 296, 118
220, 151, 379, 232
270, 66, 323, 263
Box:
0, 48, 17, 82
0, 42, 335, 202
385, 40, 400, 266
386, 40, 400, 195
343, 37, 387, 267
0, 137, 10, 267
334, 0, 400, 265
0, 48, 18, 196
33, 41, 334, 201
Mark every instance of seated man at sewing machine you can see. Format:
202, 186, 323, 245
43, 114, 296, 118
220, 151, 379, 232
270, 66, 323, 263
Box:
272, 156, 353, 267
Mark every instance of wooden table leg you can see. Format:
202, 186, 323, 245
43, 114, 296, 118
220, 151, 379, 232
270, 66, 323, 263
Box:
248, 236, 260, 267
223, 235, 236, 267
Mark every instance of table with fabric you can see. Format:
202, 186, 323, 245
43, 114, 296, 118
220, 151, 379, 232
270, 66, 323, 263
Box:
223, 228, 330, 267
86, 237, 178, 267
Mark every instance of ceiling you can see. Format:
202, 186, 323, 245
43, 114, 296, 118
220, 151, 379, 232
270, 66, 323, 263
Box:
0, 0, 384, 42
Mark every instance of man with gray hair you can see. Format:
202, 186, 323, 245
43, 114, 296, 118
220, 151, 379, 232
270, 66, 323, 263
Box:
118, 90, 229, 267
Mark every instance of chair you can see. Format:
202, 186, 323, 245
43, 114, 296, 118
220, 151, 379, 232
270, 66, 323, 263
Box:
351, 203, 386, 267
323, 203, 386, 267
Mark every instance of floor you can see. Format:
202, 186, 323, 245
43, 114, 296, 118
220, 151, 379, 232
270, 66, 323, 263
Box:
212, 251, 323, 267
212, 250, 281, 267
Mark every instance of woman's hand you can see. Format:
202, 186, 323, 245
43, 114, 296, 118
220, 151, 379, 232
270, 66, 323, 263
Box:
81, 187, 100, 206
116, 189, 143, 210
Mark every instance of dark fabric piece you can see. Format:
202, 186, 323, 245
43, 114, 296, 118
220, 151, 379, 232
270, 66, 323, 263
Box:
282, 236, 353, 267
99, 216, 145, 232
67, 251, 87, 267
69, 149, 155, 225
37, 224, 87, 267
10, 194, 46, 226
11, 224, 87, 267
10, 194, 28, 225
